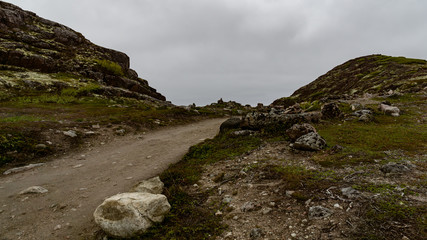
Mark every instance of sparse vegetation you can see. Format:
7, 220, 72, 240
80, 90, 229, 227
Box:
94, 59, 124, 76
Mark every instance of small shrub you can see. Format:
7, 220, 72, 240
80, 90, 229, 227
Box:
94, 59, 124, 76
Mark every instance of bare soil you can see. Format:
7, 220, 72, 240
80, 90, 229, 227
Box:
0, 118, 226, 240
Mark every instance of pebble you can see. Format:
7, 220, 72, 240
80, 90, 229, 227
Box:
54, 224, 61, 230
125, 177, 133, 180
73, 164, 83, 168
291, 233, 297, 238
215, 210, 223, 216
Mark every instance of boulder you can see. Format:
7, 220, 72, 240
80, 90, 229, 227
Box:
220, 118, 242, 133
132, 176, 164, 194
291, 132, 326, 151
94, 192, 171, 238
380, 162, 414, 174
321, 102, 342, 119
379, 103, 400, 117
286, 123, 317, 142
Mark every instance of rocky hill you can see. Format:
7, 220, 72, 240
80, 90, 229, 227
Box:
273, 54, 427, 105
0, 1, 165, 101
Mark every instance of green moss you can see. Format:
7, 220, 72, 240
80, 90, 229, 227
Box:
0, 115, 43, 123
94, 59, 124, 76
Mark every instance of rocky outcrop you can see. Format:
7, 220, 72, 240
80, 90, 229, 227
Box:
242, 111, 321, 130
220, 118, 243, 133
0, 1, 165, 101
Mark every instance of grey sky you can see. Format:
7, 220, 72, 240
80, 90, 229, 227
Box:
7, 0, 427, 105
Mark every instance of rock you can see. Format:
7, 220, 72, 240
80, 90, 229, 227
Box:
379, 103, 400, 117
380, 162, 413, 174
351, 102, 363, 111
308, 206, 333, 219
353, 109, 374, 122
250, 228, 264, 239
241, 201, 258, 212
35, 144, 47, 149
3, 163, 45, 175
222, 195, 233, 204
230, 130, 256, 137
330, 144, 344, 153
284, 103, 302, 114
132, 176, 164, 194
93, 192, 171, 238
220, 118, 242, 133
321, 102, 342, 119
286, 123, 317, 142
341, 187, 359, 199
242, 111, 321, 130
292, 132, 327, 151
92, 124, 101, 129
63, 130, 77, 138
19, 186, 48, 195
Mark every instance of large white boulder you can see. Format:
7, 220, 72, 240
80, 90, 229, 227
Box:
94, 192, 171, 238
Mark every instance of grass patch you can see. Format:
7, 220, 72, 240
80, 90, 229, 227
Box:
94, 59, 124, 76
0, 115, 43, 122
124, 132, 264, 239
313, 110, 427, 167
354, 195, 426, 240
374, 55, 427, 65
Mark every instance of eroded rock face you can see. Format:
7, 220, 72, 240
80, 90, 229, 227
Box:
291, 132, 326, 151
286, 123, 317, 142
0, 1, 165, 101
94, 192, 171, 238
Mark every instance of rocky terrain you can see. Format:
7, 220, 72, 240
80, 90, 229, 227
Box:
273, 54, 427, 107
0, 2, 426, 240
0, 1, 164, 101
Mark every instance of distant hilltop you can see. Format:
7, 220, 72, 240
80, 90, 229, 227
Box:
0, 1, 165, 101
273, 54, 427, 105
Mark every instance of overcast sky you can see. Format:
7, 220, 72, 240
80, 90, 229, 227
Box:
7, 0, 427, 105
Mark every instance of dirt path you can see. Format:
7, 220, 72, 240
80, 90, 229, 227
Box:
0, 118, 226, 240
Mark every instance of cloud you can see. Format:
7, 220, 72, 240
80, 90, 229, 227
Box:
8, 0, 427, 105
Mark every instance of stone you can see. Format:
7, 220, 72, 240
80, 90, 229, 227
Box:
308, 206, 333, 219
241, 201, 257, 212
230, 130, 256, 137
341, 187, 359, 199
351, 103, 363, 111
353, 109, 374, 122
292, 132, 327, 151
93, 192, 171, 238
3, 163, 45, 175
286, 123, 317, 142
321, 102, 342, 119
63, 130, 77, 138
380, 162, 413, 174
19, 186, 48, 195
379, 103, 400, 117
284, 103, 302, 114
220, 118, 242, 133
132, 176, 164, 194
35, 144, 47, 149
250, 228, 264, 239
